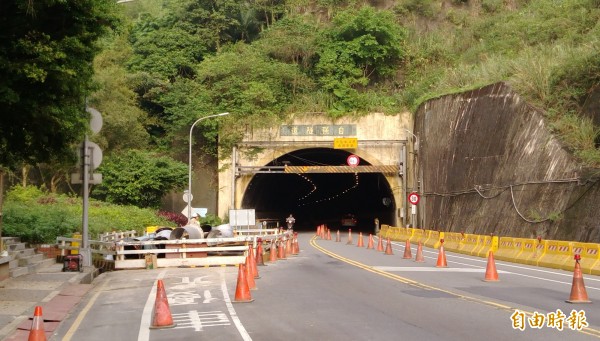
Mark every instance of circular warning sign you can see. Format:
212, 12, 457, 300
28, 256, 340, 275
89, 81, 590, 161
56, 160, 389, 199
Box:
346, 154, 360, 167
408, 192, 420, 205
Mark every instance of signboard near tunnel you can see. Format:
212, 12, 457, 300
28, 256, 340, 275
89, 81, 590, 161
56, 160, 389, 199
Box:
334, 137, 358, 149
280, 124, 356, 136
347, 154, 360, 167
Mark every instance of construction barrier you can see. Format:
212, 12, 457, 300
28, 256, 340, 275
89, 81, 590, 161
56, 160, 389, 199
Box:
70, 233, 81, 255
379, 225, 391, 239
571, 242, 600, 275
423, 230, 441, 249
411, 228, 426, 244
442, 232, 462, 252
494, 237, 522, 262
513, 239, 543, 266
456, 234, 479, 256
382, 225, 600, 273
537, 240, 572, 270
473, 235, 498, 258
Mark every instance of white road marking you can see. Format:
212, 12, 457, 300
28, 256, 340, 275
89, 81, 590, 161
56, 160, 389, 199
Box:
172, 310, 230, 331
220, 271, 252, 341
373, 266, 509, 273
376, 238, 600, 291
137, 270, 167, 341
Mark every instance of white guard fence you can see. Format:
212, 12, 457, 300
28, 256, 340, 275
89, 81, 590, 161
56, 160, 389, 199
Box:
57, 228, 286, 270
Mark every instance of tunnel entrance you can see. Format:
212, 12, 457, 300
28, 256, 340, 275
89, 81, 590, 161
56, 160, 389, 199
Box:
241, 148, 396, 233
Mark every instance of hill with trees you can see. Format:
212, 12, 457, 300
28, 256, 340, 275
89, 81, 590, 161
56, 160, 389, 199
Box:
0, 0, 598, 243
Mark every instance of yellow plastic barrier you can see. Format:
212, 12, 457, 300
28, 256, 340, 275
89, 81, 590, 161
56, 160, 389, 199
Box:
381, 225, 391, 239
394, 227, 404, 241
516, 239, 544, 266
411, 228, 426, 244
459, 234, 480, 255
405, 227, 415, 241
71, 233, 81, 255
401, 227, 600, 272
424, 231, 440, 248
456, 232, 468, 253
421, 230, 432, 248
494, 237, 520, 262
386, 227, 398, 240
473, 235, 489, 257
473, 235, 498, 258
433, 232, 445, 249
536, 240, 572, 270
443, 232, 462, 252
571, 242, 600, 275
396, 227, 405, 241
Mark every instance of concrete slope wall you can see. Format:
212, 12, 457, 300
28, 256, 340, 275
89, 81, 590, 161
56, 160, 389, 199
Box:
415, 82, 600, 242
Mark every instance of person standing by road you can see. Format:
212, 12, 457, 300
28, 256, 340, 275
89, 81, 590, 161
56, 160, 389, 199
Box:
286, 214, 295, 231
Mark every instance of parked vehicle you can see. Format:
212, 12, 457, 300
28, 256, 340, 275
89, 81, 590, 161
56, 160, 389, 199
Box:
341, 214, 358, 227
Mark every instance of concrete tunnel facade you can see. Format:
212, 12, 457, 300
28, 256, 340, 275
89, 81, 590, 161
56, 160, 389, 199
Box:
218, 112, 416, 232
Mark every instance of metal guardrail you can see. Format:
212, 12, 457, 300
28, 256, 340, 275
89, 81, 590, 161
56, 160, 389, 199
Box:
57, 228, 290, 270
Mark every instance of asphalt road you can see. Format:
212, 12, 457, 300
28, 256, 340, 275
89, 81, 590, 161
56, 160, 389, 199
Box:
51, 232, 600, 340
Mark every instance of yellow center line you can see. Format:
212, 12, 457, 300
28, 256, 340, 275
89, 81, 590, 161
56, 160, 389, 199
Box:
62, 278, 110, 341
310, 236, 600, 338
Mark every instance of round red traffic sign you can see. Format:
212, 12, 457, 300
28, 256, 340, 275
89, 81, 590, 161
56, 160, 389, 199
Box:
408, 192, 420, 205
346, 154, 360, 167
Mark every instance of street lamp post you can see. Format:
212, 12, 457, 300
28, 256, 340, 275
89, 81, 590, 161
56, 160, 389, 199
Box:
188, 112, 230, 222
405, 129, 419, 228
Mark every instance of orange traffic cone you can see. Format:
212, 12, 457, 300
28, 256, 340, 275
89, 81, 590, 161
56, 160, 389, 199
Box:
403, 239, 412, 259
367, 234, 374, 249
436, 243, 448, 268
483, 250, 499, 282
293, 232, 300, 254
357, 233, 364, 247
256, 239, 265, 266
327, 229, 331, 240
285, 237, 292, 257
245, 254, 257, 290
414, 241, 425, 262
28, 306, 46, 341
566, 255, 591, 303
376, 236, 384, 252
150, 280, 176, 329
269, 240, 277, 262
384, 238, 394, 255
233, 263, 254, 303
317, 225, 321, 238
248, 245, 260, 279
347, 229, 353, 245
278, 239, 286, 259
336, 230, 341, 242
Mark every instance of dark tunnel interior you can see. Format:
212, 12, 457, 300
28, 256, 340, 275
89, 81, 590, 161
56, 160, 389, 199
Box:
241, 148, 397, 233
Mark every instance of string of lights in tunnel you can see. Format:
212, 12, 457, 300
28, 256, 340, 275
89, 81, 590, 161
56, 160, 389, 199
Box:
296, 173, 317, 201
297, 172, 359, 207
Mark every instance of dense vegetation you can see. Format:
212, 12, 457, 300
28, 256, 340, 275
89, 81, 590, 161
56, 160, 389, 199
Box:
94, 0, 599, 166
1, 0, 599, 245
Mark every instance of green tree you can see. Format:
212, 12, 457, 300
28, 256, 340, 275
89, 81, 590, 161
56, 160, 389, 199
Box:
93, 150, 187, 208
256, 15, 318, 69
0, 0, 121, 169
195, 43, 314, 125
92, 34, 151, 153
314, 6, 406, 113
0, 0, 121, 249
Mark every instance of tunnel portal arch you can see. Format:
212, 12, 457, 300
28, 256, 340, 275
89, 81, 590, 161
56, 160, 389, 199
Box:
218, 112, 415, 231
239, 148, 397, 231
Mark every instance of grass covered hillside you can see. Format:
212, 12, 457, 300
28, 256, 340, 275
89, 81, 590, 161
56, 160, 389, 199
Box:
100, 0, 599, 169
394, 0, 600, 167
